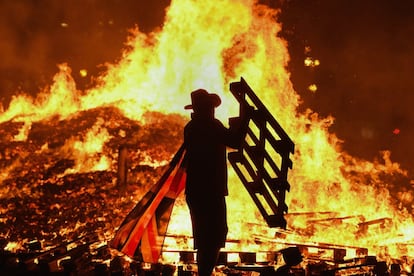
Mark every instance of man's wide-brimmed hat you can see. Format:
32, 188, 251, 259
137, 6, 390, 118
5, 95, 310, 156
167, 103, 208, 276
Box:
184, 89, 221, 110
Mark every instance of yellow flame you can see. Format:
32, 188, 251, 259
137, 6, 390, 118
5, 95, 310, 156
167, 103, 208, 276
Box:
0, 0, 412, 259
61, 118, 112, 174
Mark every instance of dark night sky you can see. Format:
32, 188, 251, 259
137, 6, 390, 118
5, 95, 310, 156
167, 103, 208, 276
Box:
277, 0, 414, 179
0, 0, 413, 178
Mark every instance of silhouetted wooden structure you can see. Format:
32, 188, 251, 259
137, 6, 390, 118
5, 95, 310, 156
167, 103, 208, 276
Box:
228, 77, 294, 229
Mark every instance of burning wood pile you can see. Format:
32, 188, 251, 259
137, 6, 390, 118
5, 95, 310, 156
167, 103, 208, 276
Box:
0, 106, 184, 274
0, 105, 412, 275
1, 1, 413, 274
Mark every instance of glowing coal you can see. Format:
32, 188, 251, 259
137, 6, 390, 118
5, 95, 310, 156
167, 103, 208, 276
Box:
0, 107, 184, 251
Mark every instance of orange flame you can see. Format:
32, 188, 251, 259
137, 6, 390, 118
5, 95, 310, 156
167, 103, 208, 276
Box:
0, 0, 412, 260
60, 118, 112, 173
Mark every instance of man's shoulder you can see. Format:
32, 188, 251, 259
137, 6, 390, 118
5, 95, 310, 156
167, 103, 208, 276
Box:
185, 118, 225, 131
213, 118, 225, 127
184, 120, 195, 130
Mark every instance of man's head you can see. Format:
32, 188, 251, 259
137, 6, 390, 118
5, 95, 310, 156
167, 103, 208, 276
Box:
184, 89, 221, 115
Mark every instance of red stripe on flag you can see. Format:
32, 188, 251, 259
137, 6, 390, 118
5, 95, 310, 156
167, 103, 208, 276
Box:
141, 216, 158, 262
147, 216, 159, 262
111, 146, 187, 261
121, 177, 172, 256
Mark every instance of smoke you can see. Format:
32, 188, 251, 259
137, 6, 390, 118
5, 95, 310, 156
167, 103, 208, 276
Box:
278, 0, 414, 177
0, 1, 50, 101
0, 0, 170, 107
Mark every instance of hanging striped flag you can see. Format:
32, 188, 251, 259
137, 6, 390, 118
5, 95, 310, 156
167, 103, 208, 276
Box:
110, 144, 187, 262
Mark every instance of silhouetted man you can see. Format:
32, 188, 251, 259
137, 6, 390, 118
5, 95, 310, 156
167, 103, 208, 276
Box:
183, 89, 249, 276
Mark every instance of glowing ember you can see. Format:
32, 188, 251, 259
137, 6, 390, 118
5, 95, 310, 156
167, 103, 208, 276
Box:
79, 69, 88, 78
4, 241, 25, 253
0, 0, 413, 271
307, 84, 318, 92
304, 57, 320, 67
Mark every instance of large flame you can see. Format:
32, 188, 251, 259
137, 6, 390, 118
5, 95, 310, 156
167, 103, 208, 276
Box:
1, 0, 412, 261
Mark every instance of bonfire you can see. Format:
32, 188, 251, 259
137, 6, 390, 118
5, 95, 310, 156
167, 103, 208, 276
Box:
1, 0, 413, 274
